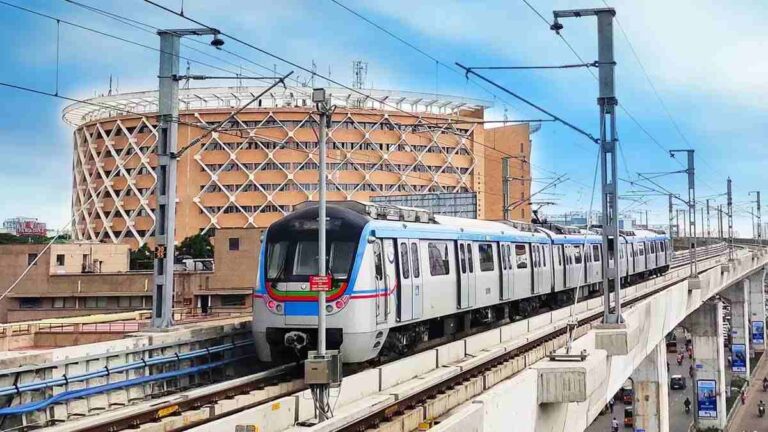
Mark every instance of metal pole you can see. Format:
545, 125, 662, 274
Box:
670, 150, 697, 277
314, 88, 331, 422
752, 207, 756, 239
152, 31, 181, 329
718, 204, 724, 239
552, 7, 620, 323
700, 207, 704, 238
727, 177, 734, 261
706, 199, 710, 238
645, 210, 649, 228
502, 156, 510, 220
669, 194, 674, 238
758, 192, 762, 246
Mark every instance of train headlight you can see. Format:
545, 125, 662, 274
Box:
263, 297, 284, 315
326, 305, 333, 313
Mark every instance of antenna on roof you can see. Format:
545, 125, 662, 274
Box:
108, 75, 113, 96
352, 60, 368, 89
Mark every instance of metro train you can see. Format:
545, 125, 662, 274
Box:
252, 201, 672, 363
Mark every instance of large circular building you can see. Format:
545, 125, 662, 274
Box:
64, 86, 532, 247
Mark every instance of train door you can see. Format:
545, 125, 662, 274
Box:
457, 241, 476, 309
409, 241, 423, 320
373, 239, 388, 324
512, 243, 531, 298
500, 242, 513, 300
553, 244, 564, 291
396, 239, 413, 322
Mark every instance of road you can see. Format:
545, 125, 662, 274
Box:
585, 333, 695, 431
727, 351, 768, 432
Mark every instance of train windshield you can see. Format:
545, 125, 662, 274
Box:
266, 240, 356, 281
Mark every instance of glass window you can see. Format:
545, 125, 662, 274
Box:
467, 244, 474, 273
229, 237, 240, 251
266, 241, 289, 279
478, 243, 495, 272
130, 296, 144, 307
52, 298, 65, 308
500, 244, 507, 270
542, 246, 547, 267
592, 244, 601, 262
506, 245, 513, 269
27, 253, 38, 266
574, 246, 583, 265
294, 241, 319, 276
515, 244, 529, 269
118, 297, 130, 308
639, 243, 645, 256
19, 298, 41, 309
221, 295, 246, 307
329, 242, 355, 278
399, 242, 410, 278
373, 241, 383, 281
459, 243, 467, 274
427, 242, 450, 276
410, 243, 420, 278
56, 254, 65, 266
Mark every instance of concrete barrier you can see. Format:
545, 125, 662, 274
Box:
465, 329, 501, 355
378, 350, 437, 390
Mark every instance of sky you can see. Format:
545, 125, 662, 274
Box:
0, 0, 765, 237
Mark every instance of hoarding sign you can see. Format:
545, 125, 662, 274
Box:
696, 379, 718, 418
752, 321, 765, 345
732, 344, 747, 373
16, 220, 46, 236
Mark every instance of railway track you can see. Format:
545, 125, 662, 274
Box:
37, 244, 731, 432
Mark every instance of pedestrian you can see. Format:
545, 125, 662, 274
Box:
611, 417, 619, 432
608, 398, 614, 413
741, 390, 747, 405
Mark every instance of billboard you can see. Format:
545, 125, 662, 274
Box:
732, 344, 747, 373
696, 379, 718, 418
752, 321, 765, 346
15, 220, 46, 237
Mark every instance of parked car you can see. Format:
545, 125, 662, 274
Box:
670, 375, 687, 390
624, 405, 634, 427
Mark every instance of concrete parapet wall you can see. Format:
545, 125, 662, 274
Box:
429, 249, 765, 432
0, 317, 253, 430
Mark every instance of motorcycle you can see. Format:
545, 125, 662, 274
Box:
684, 405, 691, 415
763, 380, 768, 392
759, 404, 765, 417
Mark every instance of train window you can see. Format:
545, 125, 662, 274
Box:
500, 244, 507, 270
459, 244, 467, 274
557, 246, 562, 266
660, 241, 665, 252
410, 243, 420, 278
515, 244, 528, 269
467, 244, 474, 273
373, 241, 383, 281
542, 245, 547, 267
293, 241, 320, 276
506, 244, 513, 269
649, 242, 655, 253
639, 243, 645, 256
478, 243, 495, 272
400, 242, 410, 278
266, 241, 289, 278
427, 242, 450, 276
592, 244, 600, 262
329, 242, 355, 278
574, 246, 583, 265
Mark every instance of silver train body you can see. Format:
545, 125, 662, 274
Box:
253, 202, 672, 363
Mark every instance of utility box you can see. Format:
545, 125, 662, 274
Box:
304, 350, 342, 387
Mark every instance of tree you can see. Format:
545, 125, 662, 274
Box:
177, 232, 214, 259
130, 244, 154, 270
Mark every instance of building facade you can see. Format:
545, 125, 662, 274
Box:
64, 86, 532, 248
0, 229, 259, 322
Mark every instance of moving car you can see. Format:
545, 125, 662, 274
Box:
670, 375, 687, 390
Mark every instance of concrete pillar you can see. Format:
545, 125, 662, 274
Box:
748, 269, 766, 354
631, 341, 670, 432
727, 281, 751, 377
684, 300, 727, 431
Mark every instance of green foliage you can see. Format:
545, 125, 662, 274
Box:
0, 233, 70, 244
130, 244, 154, 270
177, 232, 214, 259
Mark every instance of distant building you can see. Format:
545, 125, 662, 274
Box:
1, 217, 47, 237
0, 228, 262, 322
371, 192, 478, 219
63, 86, 533, 248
